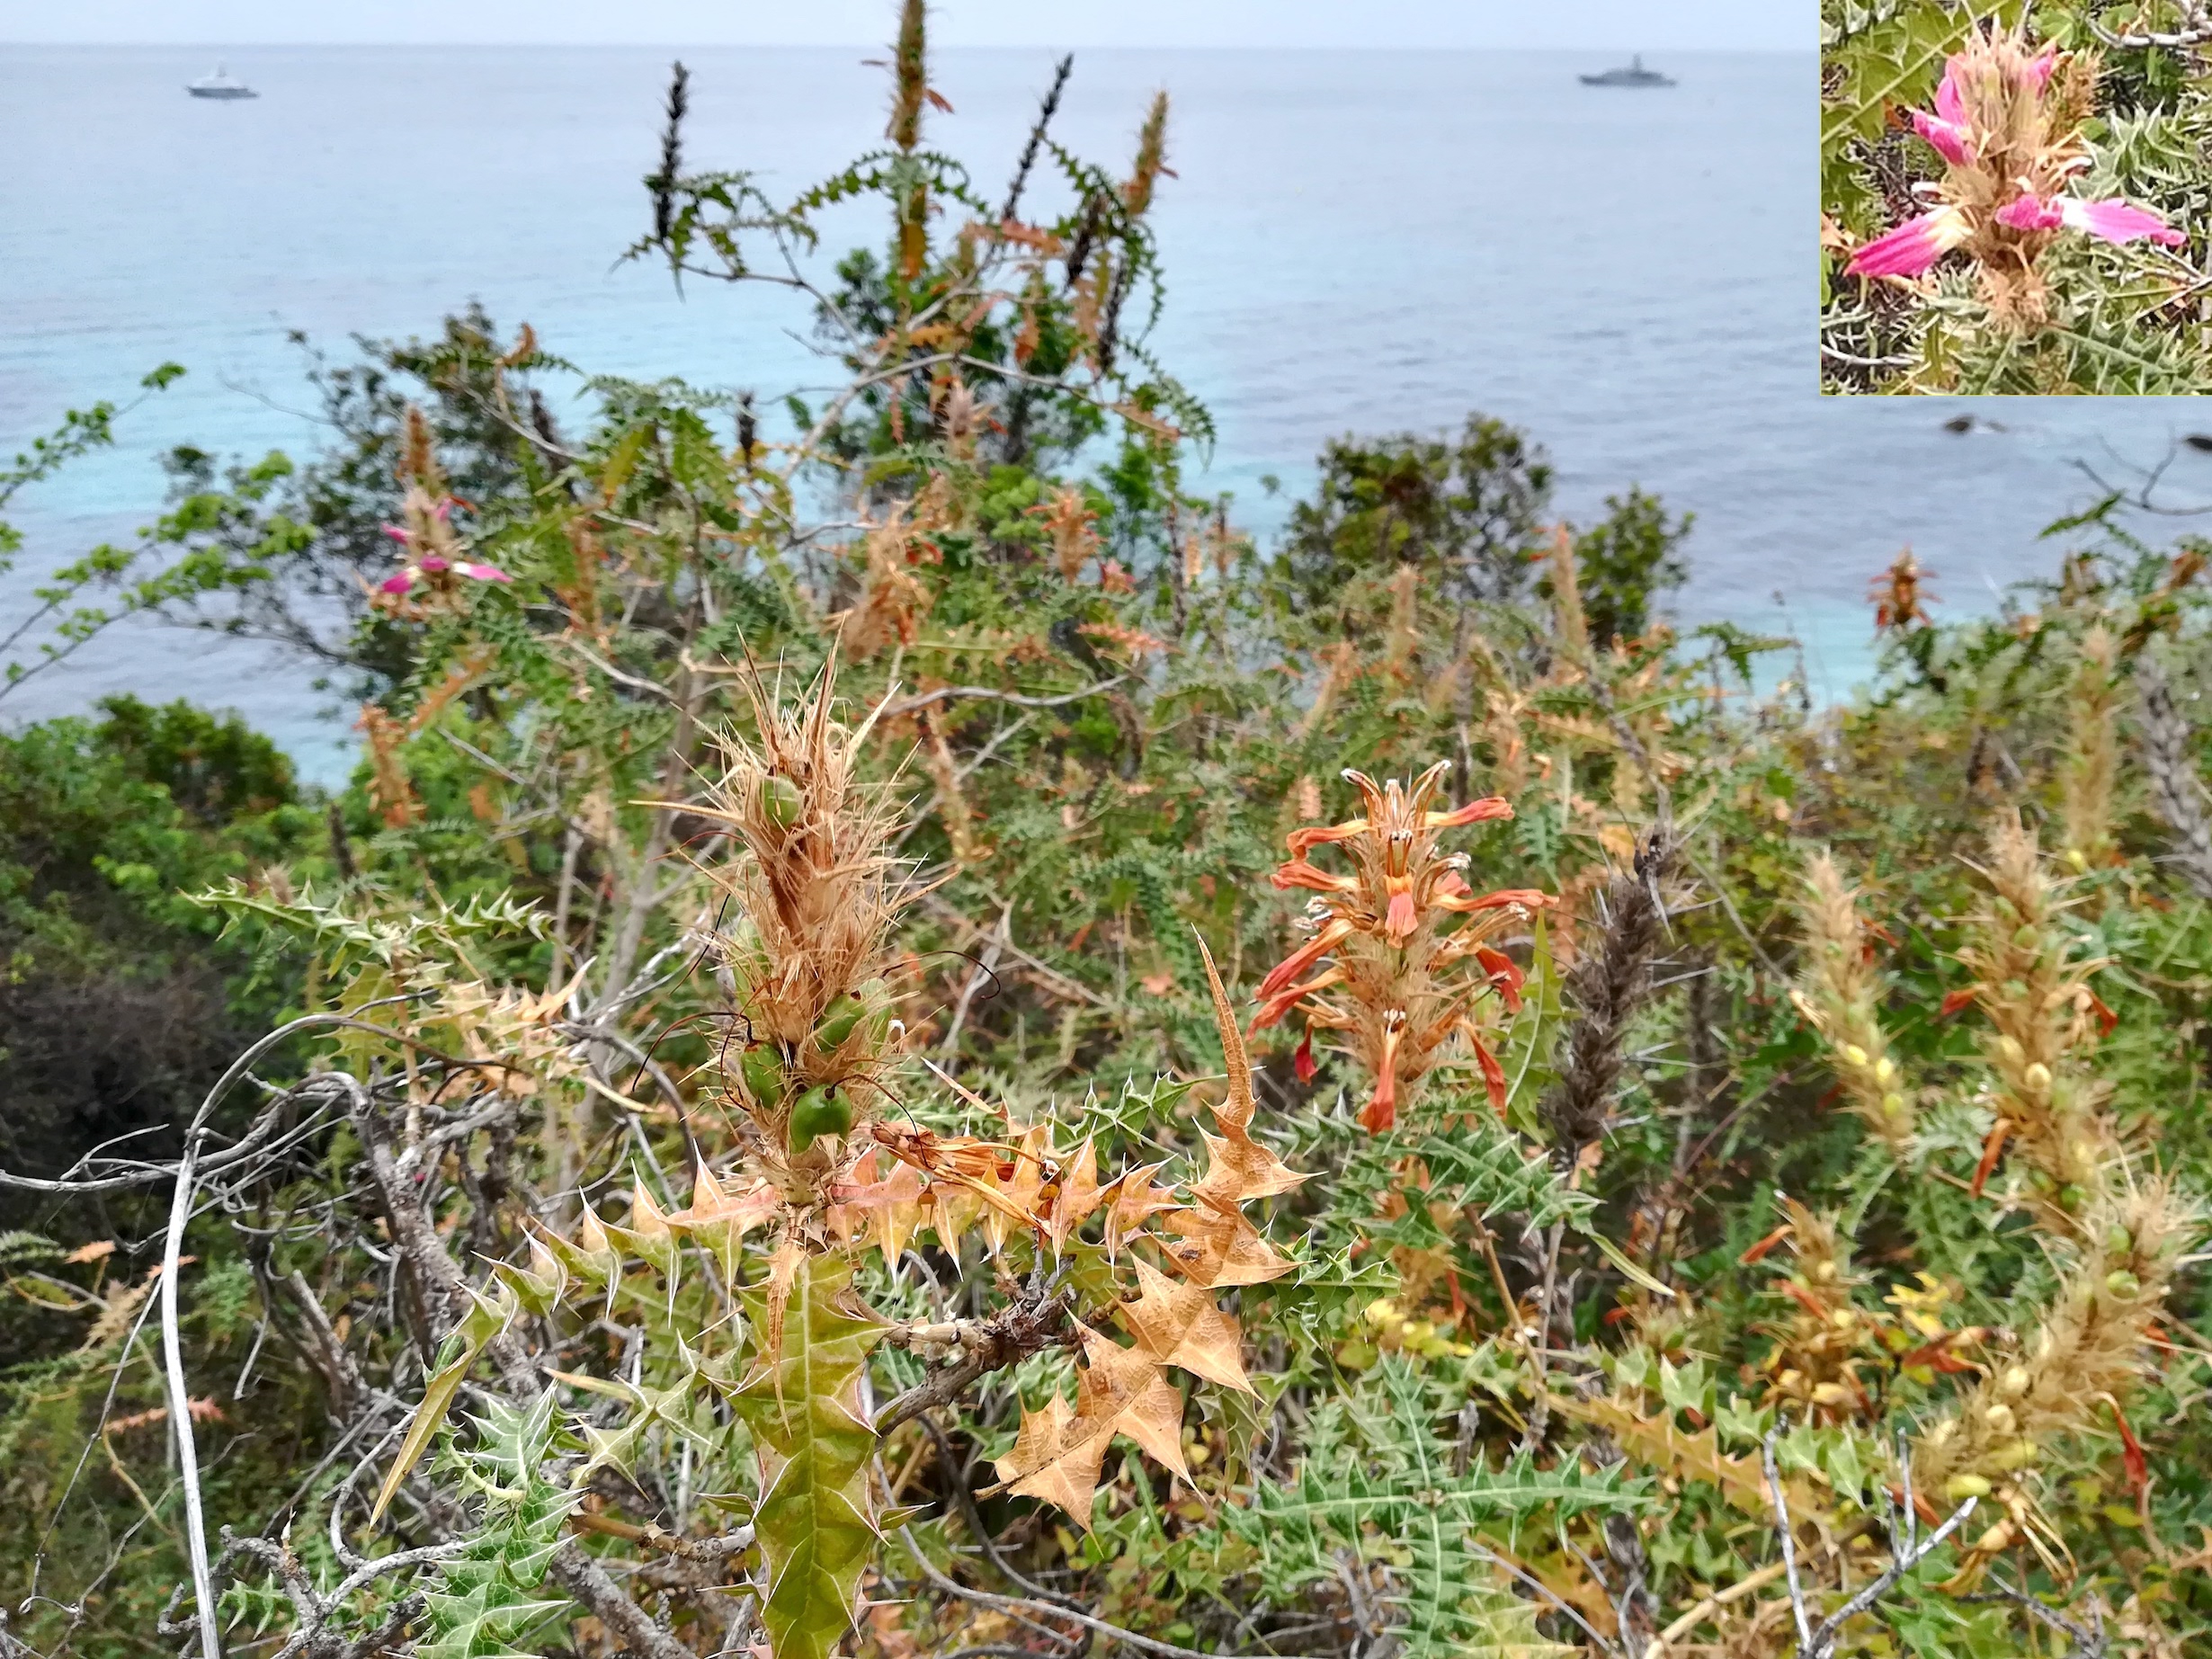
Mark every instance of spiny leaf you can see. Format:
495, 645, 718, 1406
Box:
372, 1285, 515, 1522
728, 1253, 884, 1659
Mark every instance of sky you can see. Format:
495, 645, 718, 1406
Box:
1, 0, 1803, 50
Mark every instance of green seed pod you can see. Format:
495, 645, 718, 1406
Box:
2105, 1269, 2142, 1299
761, 772, 804, 830
741, 1046, 787, 1112
2058, 1184, 2084, 1212
788, 1085, 854, 1154
2107, 1224, 2134, 1257
1945, 1473, 1993, 1501
2011, 923, 2039, 950
1985, 1438, 2038, 1472
813, 999, 868, 1054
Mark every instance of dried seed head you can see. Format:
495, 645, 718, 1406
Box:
690, 656, 912, 1175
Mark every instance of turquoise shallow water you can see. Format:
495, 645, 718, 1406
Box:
4, 44, 2210, 780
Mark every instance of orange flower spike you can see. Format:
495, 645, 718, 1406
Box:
1255, 916, 1355, 1003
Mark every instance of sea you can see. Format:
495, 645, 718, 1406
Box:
6, 44, 2212, 783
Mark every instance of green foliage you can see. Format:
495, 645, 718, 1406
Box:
1228, 1358, 1646, 1658
1277, 415, 1555, 618
14, 23, 2212, 1659
419, 1392, 575, 1659
1565, 487, 1692, 646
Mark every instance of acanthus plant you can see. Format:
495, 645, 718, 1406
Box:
1252, 762, 1548, 1130
1842, 29, 2184, 325
299, 662, 1316, 1659
369, 407, 511, 614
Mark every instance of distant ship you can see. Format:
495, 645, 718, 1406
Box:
186, 65, 257, 100
1580, 55, 1675, 88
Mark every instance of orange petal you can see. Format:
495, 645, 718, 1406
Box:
1472, 1036, 1507, 1116
1384, 889, 1419, 942
1438, 886, 1552, 914
1271, 859, 1358, 894
1360, 1069, 1396, 1133
1424, 797, 1514, 829
1286, 819, 1368, 857
1255, 918, 1352, 1003
1475, 945, 1524, 1012
1249, 968, 1341, 1033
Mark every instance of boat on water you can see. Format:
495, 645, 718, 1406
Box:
186, 65, 257, 100
1580, 55, 1675, 88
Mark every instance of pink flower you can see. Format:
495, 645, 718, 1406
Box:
2023, 42, 2057, 92
381, 524, 412, 545
1934, 54, 1968, 124
1993, 194, 2065, 233
376, 557, 510, 601
1844, 209, 1968, 279
1998, 192, 2186, 247
1912, 108, 1974, 167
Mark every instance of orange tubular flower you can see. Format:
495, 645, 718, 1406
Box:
1254, 762, 1548, 1129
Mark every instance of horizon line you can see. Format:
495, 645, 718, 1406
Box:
6, 40, 1811, 51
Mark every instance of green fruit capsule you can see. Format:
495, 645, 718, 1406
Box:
2105, 1269, 2142, 1299
761, 773, 804, 830
813, 999, 867, 1053
2011, 924, 2039, 950
787, 1086, 853, 1155
1945, 1474, 1992, 1501
2107, 1224, 2135, 1257
741, 1046, 787, 1111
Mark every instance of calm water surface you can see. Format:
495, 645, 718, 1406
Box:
4, 46, 2208, 778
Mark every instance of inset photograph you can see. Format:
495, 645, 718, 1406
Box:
1823, 6, 2206, 393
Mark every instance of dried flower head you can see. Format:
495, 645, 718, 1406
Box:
1870, 549, 1935, 632
1912, 1180, 2192, 1575
1253, 762, 1548, 1130
1122, 90, 1173, 216
1753, 1200, 1877, 1424
1844, 31, 2184, 324
1951, 811, 2118, 1219
2059, 623, 2118, 870
1791, 848, 1915, 1152
687, 657, 911, 1191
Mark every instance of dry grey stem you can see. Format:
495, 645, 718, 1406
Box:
2136, 659, 2212, 900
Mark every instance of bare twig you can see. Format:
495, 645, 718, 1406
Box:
2135, 658, 2212, 899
